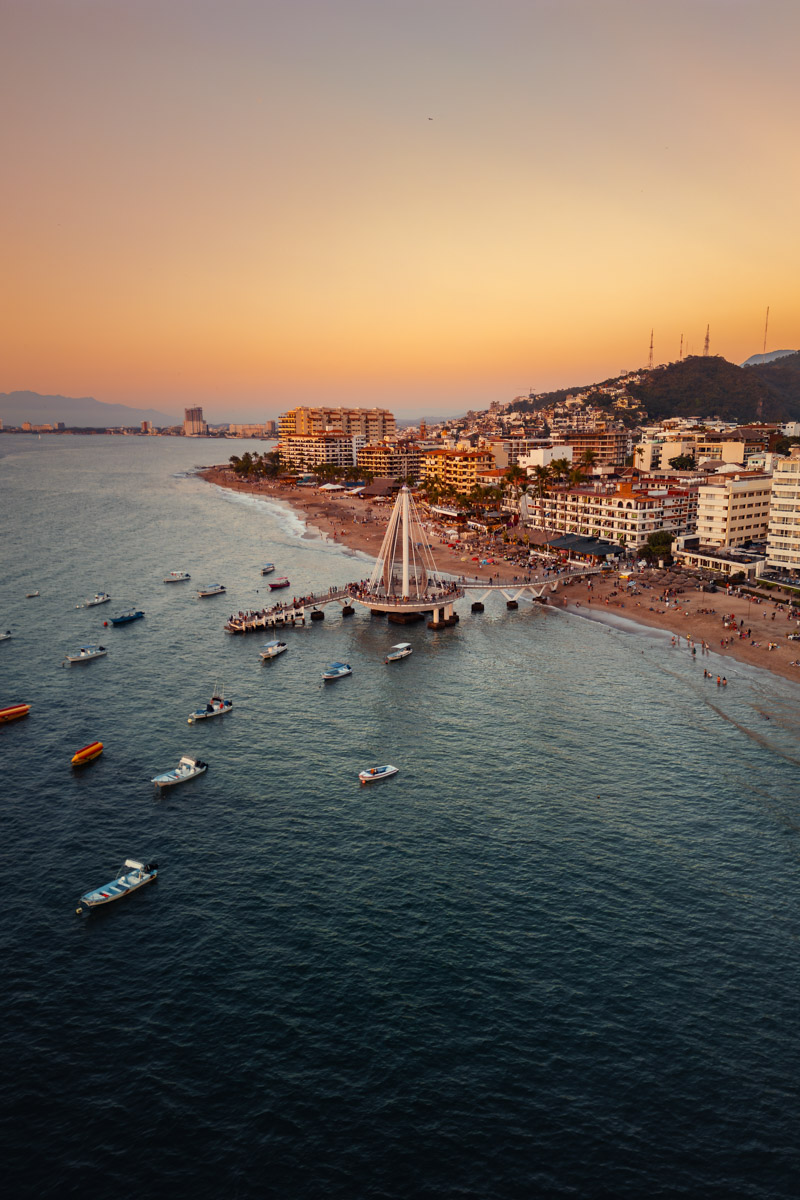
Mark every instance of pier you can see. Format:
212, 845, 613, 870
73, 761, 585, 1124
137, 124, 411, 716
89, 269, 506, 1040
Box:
224, 489, 607, 635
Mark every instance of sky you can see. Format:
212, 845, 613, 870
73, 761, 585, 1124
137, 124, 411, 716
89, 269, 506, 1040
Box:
3, 0, 799, 421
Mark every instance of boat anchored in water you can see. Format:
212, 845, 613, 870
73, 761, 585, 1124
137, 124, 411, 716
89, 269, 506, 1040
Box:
164, 570, 191, 583
385, 642, 413, 663
151, 755, 207, 788
197, 584, 226, 598
269, 577, 290, 590
71, 741, 103, 766
260, 563, 275, 575
0, 703, 30, 723
359, 764, 399, 784
26, 591, 39, 598
78, 592, 111, 609
0, 630, 11, 642
322, 662, 352, 681
76, 858, 158, 914
187, 690, 232, 723
260, 639, 288, 661
109, 610, 145, 625
64, 644, 107, 664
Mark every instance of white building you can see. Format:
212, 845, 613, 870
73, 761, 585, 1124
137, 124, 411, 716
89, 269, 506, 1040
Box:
765, 448, 800, 573
279, 432, 365, 469
517, 444, 574, 471
695, 472, 773, 548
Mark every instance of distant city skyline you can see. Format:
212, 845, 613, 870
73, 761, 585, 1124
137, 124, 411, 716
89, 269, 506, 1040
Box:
3, 0, 799, 422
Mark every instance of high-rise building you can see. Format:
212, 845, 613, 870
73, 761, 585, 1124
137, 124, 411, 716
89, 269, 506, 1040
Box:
766, 448, 800, 572
184, 407, 208, 437
278, 406, 395, 442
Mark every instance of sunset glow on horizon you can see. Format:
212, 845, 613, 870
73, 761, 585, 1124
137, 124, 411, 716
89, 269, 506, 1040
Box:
3, 0, 799, 420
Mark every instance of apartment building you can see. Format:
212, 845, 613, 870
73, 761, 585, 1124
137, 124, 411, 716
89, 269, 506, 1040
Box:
562, 428, 630, 467
420, 448, 496, 493
526, 481, 696, 549
357, 441, 424, 479
278, 406, 395, 442
765, 448, 800, 572
183, 406, 208, 437
279, 432, 364, 469
695, 472, 773, 548
228, 422, 277, 438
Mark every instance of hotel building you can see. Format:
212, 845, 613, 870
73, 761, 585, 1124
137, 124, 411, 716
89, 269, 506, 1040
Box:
184, 406, 208, 437
357, 442, 424, 480
526, 481, 697, 550
765, 448, 800, 573
278, 406, 396, 442
279, 431, 365, 470
420, 448, 496, 493
695, 472, 773, 548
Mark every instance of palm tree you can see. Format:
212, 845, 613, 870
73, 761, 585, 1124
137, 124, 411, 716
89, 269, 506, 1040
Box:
549, 457, 572, 486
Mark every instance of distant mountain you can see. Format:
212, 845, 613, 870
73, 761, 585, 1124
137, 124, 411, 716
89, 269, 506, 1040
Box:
0, 390, 179, 428
741, 349, 797, 367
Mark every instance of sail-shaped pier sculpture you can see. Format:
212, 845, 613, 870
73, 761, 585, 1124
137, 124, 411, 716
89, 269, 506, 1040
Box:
352, 486, 464, 626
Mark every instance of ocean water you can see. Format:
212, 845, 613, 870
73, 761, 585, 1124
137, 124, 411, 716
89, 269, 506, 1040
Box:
2, 435, 800, 1199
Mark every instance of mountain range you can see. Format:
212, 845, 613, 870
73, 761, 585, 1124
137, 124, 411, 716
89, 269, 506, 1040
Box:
0, 391, 179, 428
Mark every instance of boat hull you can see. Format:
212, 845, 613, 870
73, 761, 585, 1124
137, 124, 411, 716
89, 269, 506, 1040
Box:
269, 578, 290, 590
72, 741, 104, 766
188, 702, 232, 723
151, 761, 208, 787
110, 612, 144, 625
0, 703, 30, 723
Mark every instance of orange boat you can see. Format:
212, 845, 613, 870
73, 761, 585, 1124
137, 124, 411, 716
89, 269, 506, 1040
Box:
71, 741, 103, 766
0, 703, 30, 723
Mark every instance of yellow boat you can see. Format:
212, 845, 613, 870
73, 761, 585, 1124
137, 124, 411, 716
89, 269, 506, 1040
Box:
0, 703, 30, 723
71, 741, 103, 766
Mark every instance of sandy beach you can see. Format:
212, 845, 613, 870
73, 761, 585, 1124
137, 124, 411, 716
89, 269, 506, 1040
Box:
199, 466, 800, 685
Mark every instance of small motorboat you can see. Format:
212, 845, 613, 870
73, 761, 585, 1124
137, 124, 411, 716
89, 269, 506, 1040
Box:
385, 642, 413, 663
79, 593, 111, 608
76, 859, 158, 914
151, 755, 207, 788
0, 703, 30, 723
26, 591, 39, 598
197, 584, 226, 598
0, 630, 11, 642
164, 570, 191, 583
109, 610, 145, 625
322, 662, 352, 681
64, 644, 107, 664
187, 691, 233, 723
269, 577, 290, 590
71, 741, 103, 766
260, 563, 275, 575
359, 764, 399, 785
260, 640, 288, 661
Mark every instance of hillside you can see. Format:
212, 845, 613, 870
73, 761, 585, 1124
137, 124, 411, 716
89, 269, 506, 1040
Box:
625, 354, 800, 422
0, 390, 179, 428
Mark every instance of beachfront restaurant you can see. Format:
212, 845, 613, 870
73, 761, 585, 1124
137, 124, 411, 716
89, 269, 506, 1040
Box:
546, 534, 620, 564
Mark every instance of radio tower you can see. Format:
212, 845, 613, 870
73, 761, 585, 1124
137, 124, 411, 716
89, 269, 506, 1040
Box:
703, 324, 710, 356
679, 333, 684, 361
648, 329, 654, 370
763, 306, 770, 355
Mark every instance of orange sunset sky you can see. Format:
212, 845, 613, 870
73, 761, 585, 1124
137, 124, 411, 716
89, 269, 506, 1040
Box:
3, 0, 799, 420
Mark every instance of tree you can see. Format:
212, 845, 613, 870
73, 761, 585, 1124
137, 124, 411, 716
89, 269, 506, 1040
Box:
668, 453, 696, 470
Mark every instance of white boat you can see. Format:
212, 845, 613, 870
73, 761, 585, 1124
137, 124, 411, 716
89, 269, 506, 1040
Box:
385, 642, 413, 663
197, 584, 226, 598
151, 754, 208, 788
0, 630, 11, 642
260, 640, 288, 660
78, 592, 111, 608
164, 570, 191, 583
76, 859, 158, 914
260, 563, 275, 575
187, 691, 232, 723
25, 591, 39, 598
359, 764, 399, 785
64, 644, 107, 664
322, 662, 352, 681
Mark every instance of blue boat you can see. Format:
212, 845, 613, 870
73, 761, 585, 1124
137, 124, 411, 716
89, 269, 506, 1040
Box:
110, 610, 145, 625
76, 859, 158, 914
322, 662, 352, 681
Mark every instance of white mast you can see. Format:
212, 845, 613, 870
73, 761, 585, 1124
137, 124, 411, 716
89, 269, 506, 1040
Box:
402, 486, 410, 596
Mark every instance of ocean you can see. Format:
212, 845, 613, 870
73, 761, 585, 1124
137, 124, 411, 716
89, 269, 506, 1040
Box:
1, 434, 799, 1199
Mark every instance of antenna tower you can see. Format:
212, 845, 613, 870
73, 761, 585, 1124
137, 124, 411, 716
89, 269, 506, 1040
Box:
763, 306, 770, 355
648, 329, 654, 370
703, 325, 710, 356
679, 333, 683, 361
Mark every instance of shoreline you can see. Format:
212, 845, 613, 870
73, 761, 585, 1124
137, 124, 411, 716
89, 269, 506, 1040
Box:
198, 466, 800, 687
